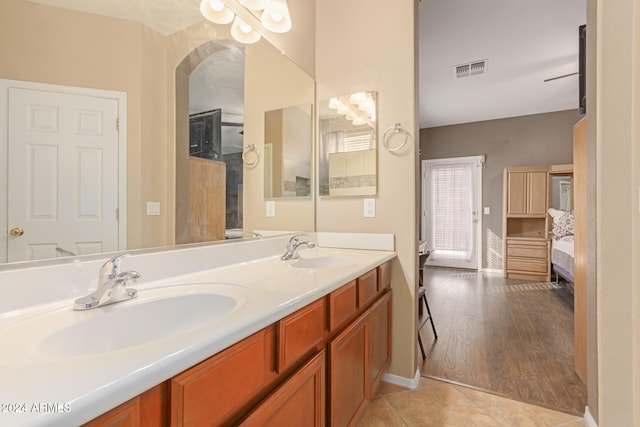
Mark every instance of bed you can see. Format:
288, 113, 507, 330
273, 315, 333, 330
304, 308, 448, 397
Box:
548, 208, 575, 292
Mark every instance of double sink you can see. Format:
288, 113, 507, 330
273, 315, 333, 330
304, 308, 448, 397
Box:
3, 249, 361, 359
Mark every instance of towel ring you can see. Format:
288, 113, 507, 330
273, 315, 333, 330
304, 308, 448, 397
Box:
242, 144, 259, 166
382, 123, 409, 152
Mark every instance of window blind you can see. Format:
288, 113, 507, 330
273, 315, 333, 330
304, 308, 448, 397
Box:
430, 163, 473, 261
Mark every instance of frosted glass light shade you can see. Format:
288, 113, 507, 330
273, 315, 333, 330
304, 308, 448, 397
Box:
261, 0, 292, 33
237, 0, 268, 10
200, 0, 234, 24
231, 16, 261, 44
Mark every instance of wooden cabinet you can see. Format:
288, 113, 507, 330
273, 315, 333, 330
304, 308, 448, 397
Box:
329, 311, 370, 427
85, 265, 392, 427
82, 398, 140, 427
170, 326, 277, 426
506, 170, 548, 215
240, 351, 325, 427
369, 291, 392, 396
503, 166, 551, 280
82, 383, 168, 427
278, 298, 327, 372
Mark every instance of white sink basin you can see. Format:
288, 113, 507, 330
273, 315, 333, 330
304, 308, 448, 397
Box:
290, 255, 356, 269
33, 283, 249, 358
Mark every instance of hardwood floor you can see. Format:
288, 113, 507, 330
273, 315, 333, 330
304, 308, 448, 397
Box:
419, 267, 587, 415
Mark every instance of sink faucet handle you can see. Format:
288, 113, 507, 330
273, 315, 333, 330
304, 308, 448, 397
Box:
288, 233, 308, 246
99, 254, 129, 285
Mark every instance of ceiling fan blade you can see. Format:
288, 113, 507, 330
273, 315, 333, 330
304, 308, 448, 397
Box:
544, 72, 578, 83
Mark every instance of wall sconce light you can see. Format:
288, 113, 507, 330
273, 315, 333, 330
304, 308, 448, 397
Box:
231, 16, 262, 44
261, 0, 292, 33
200, 0, 292, 44
329, 93, 377, 127
200, 0, 235, 25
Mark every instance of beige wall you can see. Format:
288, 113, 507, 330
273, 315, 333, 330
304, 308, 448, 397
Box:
316, 0, 419, 379
421, 110, 580, 270
594, 0, 640, 425
243, 41, 315, 232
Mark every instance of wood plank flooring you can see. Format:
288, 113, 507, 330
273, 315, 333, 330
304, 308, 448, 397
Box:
419, 268, 587, 415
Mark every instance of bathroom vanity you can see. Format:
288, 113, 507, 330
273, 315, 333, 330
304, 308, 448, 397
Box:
0, 233, 395, 427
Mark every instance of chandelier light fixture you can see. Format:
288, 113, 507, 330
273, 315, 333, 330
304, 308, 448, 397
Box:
200, 0, 292, 44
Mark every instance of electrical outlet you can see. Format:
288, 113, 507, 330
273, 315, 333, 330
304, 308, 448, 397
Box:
484, 206, 490, 215
364, 198, 376, 218
146, 202, 160, 216
266, 200, 275, 217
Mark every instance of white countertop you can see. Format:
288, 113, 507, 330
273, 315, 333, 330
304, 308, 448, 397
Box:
0, 241, 395, 426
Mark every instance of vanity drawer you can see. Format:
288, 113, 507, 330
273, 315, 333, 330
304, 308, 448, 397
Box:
507, 258, 548, 274
170, 326, 276, 426
357, 269, 378, 308
507, 242, 548, 259
377, 261, 392, 291
329, 280, 357, 332
278, 298, 327, 372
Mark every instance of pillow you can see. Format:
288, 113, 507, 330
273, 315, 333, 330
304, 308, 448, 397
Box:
548, 209, 574, 239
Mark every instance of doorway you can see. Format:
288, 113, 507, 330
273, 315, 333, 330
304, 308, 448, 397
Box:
421, 156, 484, 270
0, 80, 126, 263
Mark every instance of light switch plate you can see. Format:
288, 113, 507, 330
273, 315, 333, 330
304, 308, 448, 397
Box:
266, 200, 275, 217
364, 198, 376, 218
483, 206, 490, 215
146, 202, 160, 216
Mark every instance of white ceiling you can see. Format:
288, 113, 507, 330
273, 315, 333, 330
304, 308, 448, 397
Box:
26, 0, 587, 130
418, 0, 586, 128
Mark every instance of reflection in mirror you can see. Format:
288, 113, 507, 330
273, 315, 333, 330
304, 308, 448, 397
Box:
178, 41, 246, 244
0, 0, 314, 265
551, 175, 573, 211
264, 104, 313, 198
318, 91, 377, 197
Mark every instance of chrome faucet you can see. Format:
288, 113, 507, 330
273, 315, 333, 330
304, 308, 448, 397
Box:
74, 254, 141, 310
281, 234, 315, 260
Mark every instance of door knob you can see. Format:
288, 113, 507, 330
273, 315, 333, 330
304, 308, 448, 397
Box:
9, 227, 24, 237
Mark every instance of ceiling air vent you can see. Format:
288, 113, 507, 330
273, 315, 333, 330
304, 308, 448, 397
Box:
454, 60, 488, 79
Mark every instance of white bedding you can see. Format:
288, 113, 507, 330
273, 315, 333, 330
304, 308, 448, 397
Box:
551, 236, 574, 281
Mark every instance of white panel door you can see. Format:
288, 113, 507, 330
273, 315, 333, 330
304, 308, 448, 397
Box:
7, 88, 119, 262
422, 156, 484, 270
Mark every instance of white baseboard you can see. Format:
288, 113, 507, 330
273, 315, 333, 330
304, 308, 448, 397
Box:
584, 406, 597, 427
381, 367, 421, 390
482, 268, 504, 275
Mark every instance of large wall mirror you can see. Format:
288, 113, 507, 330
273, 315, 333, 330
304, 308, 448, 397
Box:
318, 91, 377, 197
0, 0, 315, 265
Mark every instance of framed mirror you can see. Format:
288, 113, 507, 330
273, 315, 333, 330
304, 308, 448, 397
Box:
0, 0, 314, 265
264, 104, 313, 198
318, 91, 377, 197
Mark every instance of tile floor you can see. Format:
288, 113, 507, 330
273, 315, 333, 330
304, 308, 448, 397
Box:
357, 377, 586, 427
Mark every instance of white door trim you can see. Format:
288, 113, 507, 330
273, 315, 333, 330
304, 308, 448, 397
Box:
421, 155, 484, 270
0, 79, 127, 263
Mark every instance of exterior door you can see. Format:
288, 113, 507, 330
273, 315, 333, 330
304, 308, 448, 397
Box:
6, 85, 120, 262
422, 156, 484, 270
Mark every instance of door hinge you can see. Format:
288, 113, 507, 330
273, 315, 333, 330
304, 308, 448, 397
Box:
116, 118, 120, 131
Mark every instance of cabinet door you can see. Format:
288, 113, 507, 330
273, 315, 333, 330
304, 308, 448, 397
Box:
527, 171, 548, 214
240, 350, 325, 427
507, 172, 527, 214
82, 398, 140, 427
329, 311, 369, 427
369, 291, 392, 397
